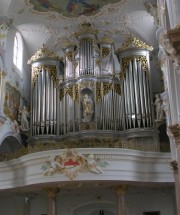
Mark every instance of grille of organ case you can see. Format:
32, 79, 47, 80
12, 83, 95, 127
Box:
28, 23, 156, 142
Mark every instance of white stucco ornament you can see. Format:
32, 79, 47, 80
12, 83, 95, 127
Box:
41, 149, 108, 180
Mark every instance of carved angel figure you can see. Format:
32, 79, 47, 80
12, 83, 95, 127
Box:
19, 106, 29, 131
82, 94, 94, 122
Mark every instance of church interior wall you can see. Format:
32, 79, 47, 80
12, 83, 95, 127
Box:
0, 187, 176, 215
0, 0, 179, 214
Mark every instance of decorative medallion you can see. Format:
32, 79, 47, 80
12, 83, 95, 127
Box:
28, 0, 124, 18
41, 149, 108, 180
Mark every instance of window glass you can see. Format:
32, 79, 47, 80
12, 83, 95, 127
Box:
13, 32, 23, 76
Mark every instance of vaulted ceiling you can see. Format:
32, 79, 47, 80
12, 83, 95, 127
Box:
0, 0, 158, 58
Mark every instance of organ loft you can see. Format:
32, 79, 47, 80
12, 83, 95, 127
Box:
28, 22, 159, 148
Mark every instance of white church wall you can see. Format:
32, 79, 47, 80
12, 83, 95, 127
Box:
126, 190, 176, 215
5, 27, 31, 106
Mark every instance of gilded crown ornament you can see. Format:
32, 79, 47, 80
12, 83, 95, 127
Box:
98, 35, 114, 45
74, 22, 98, 37
28, 44, 61, 64
117, 36, 153, 52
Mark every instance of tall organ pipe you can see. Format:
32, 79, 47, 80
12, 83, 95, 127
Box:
133, 58, 141, 127
129, 61, 135, 128
117, 49, 154, 130
29, 56, 63, 137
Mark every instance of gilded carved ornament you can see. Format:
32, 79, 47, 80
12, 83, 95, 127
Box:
116, 185, 128, 195
117, 36, 153, 52
65, 51, 73, 62
59, 82, 121, 103
98, 35, 113, 45
28, 46, 61, 64
101, 47, 111, 58
79, 37, 94, 45
59, 84, 79, 102
46, 188, 59, 198
32, 65, 58, 87
74, 23, 98, 38
121, 56, 149, 80
96, 82, 121, 102
41, 149, 108, 180
79, 81, 94, 89
0, 138, 170, 162
63, 39, 74, 49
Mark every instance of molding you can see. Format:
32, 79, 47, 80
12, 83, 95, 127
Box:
0, 148, 173, 190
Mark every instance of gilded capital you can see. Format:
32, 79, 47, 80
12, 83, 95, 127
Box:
168, 124, 180, 145
116, 185, 128, 195
46, 188, 59, 198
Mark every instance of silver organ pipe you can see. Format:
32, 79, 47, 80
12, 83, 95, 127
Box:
30, 57, 62, 137
129, 61, 135, 128
138, 62, 146, 127
133, 58, 140, 128
126, 70, 132, 129
46, 70, 50, 134
29, 24, 156, 144
41, 68, 45, 134
117, 49, 154, 130
37, 72, 41, 135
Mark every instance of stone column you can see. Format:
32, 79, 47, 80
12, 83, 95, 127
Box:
47, 188, 58, 215
170, 160, 180, 215
116, 185, 128, 215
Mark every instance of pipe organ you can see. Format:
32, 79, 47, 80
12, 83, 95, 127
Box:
117, 50, 153, 130
28, 23, 156, 143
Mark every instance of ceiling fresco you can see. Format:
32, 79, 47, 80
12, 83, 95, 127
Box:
28, 0, 123, 17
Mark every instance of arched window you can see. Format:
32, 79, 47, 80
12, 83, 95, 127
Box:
13, 32, 23, 76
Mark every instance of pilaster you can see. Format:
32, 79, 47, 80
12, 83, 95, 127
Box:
46, 188, 58, 215
116, 185, 128, 215
168, 124, 180, 169
170, 160, 180, 215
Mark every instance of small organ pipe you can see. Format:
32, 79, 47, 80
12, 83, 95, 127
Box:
133, 58, 141, 127
142, 66, 148, 125
129, 61, 135, 127
123, 78, 128, 128
138, 62, 145, 127
40, 69, 45, 134
46, 70, 50, 134
37, 73, 41, 135
126, 70, 132, 128
54, 82, 57, 134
